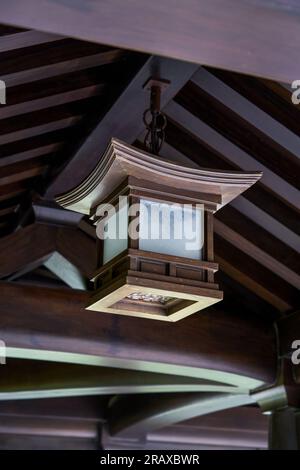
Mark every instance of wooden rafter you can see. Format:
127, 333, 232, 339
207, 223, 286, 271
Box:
3, 49, 125, 89
0, 30, 64, 53
0, 224, 56, 278
157, 129, 300, 311
0, 222, 96, 279
214, 235, 299, 313
165, 99, 299, 209
45, 56, 198, 197
164, 120, 299, 238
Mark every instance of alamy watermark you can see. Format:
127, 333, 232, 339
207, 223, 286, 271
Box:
291, 80, 300, 104
291, 340, 300, 365
95, 196, 204, 252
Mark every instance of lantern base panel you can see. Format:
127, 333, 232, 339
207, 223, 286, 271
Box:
86, 276, 223, 322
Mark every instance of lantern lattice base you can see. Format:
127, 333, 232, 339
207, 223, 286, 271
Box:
87, 249, 223, 321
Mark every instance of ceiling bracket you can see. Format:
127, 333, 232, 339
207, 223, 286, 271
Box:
143, 78, 170, 155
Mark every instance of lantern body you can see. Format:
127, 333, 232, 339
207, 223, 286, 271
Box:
56, 138, 261, 321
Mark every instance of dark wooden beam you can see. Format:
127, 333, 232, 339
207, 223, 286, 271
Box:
189, 68, 300, 175
215, 235, 299, 313
107, 393, 255, 441
0, 30, 64, 53
207, 68, 300, 138
173, 80, 300, 193
0, 116, 80, 147
56, 225, 96, 278
0, 158, 49, 186
0, 224, 56, 278
0, 359, 248, 400
0, 181, 33, 203
0, 24, 26, 35
161, 123, 299, 311
1, 1, 300, 81
0, 396, 108, 422
214, 218, 300, 291
0, 433, 99, 450
0, 143, 61, 168
137, 407, 268, 450
216, 205, 300, 287
45, 56, 198, 197
0, 84, 105, 120
107, 377, 297, 443
293, 366, 300, 385
0, 415, 97, 440
216, 271, 278, 320
0, 399, 268, 449
166, 98, 299, 212
0, 222, 97, 279
0, 282, 277, 385
165, 119, 299, 238
220, 230, 299, 294
3, 48, 125, 89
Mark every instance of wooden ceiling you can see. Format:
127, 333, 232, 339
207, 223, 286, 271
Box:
1, 0, 300, 83
161, 68, 300, 317
0, 24, 145, 235
0, 21, 299, 450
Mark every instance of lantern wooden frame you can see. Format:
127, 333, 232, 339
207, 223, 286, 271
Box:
56, 138, 261, 321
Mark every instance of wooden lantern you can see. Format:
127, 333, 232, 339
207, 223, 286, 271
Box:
56, 138, 261, 321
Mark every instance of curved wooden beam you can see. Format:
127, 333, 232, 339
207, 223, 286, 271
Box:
107, 386, 292, 443
0, 359, 249, 401
103, 406, 268, 449
0, 282, 277, 386
108, 393, 255, 440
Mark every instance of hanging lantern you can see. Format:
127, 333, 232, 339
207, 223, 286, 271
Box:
56, 80, 261, 321
56, 137, 261, 321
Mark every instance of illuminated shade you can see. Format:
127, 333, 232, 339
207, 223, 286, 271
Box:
139, 199, 204, 260
56, 138, 262, 321
103, 202, 128, 264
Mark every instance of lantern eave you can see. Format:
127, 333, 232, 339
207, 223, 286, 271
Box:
55, 138, 262, 215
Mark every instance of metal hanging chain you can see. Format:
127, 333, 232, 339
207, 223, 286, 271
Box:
143, 84, 167, 155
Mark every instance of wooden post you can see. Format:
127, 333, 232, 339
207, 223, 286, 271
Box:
268, 408, 300, 450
